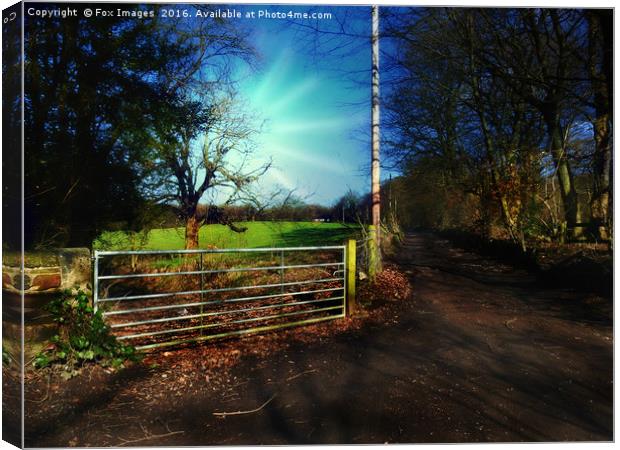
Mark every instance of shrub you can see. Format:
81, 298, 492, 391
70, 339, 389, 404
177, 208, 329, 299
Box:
34, 289, 138, 378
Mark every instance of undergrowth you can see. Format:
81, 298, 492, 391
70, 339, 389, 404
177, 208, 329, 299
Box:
34, 289, 139, 379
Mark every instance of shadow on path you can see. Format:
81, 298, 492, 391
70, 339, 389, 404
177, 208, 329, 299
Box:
26, 232, 613, 445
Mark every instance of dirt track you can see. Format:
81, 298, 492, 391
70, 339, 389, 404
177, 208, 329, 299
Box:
25, 232, 613, 445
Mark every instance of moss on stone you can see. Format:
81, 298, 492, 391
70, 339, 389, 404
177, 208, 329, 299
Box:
3, 251, 60, 268
3, 248, 90, 269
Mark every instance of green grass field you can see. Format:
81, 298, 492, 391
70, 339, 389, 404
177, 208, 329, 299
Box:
94, 221, 361, 251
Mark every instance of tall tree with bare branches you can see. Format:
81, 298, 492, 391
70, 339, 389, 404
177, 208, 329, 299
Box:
144, 91, 269, 249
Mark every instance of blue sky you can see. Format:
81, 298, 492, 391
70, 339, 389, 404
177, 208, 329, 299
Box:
228, 5, 375, 206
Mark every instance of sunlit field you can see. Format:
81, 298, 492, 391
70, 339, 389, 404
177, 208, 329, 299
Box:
94, 221, 361, 251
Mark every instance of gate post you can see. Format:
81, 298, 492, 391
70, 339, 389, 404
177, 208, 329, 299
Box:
346, 239, 357, 315
93, 251, 99, 313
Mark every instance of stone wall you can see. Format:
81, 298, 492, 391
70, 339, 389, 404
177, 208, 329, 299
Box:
3, 248, 91, 295
2, 248, 91, 361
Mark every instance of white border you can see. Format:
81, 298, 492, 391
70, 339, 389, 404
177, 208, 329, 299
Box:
0, 1, 615, 450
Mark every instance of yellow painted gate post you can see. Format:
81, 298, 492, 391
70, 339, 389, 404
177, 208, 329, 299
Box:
346, 239, 357, 315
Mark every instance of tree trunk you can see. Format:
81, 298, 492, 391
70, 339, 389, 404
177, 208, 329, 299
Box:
590, 113, 611, 240
185, 215, 201, 249
588, 11, 612, 240
545, 117, 581, 240
370, 5, 382, 277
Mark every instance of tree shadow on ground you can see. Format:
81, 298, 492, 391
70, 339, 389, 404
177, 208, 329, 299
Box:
24, 232, 613, 446
278, 226, 358, 247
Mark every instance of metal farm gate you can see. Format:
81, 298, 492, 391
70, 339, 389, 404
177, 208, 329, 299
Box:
93, 245, 353, 350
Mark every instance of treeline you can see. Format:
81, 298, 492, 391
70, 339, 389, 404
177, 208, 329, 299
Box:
381, 8, 612, 248
250, 189, 377, 223
125, 190, 377, 228
7, 6, 612, 251
12, 5, 268, 250
18, 9, 178, 248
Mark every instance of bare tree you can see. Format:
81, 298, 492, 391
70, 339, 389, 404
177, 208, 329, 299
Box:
132, 6, 278, 249
585, 10, 613, 240
458, 9, 589, 240
144, 91, 270, 249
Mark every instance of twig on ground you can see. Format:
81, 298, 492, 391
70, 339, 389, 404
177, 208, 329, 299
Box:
107, 401, 136, 410
26, 373, 51, 403
212, 394, 277, 418
505, 318, 518, 330
116, 427, 184, 447
286, 369, 318, 381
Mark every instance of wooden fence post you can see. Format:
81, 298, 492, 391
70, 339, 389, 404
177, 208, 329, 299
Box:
346, 239, 357, 316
